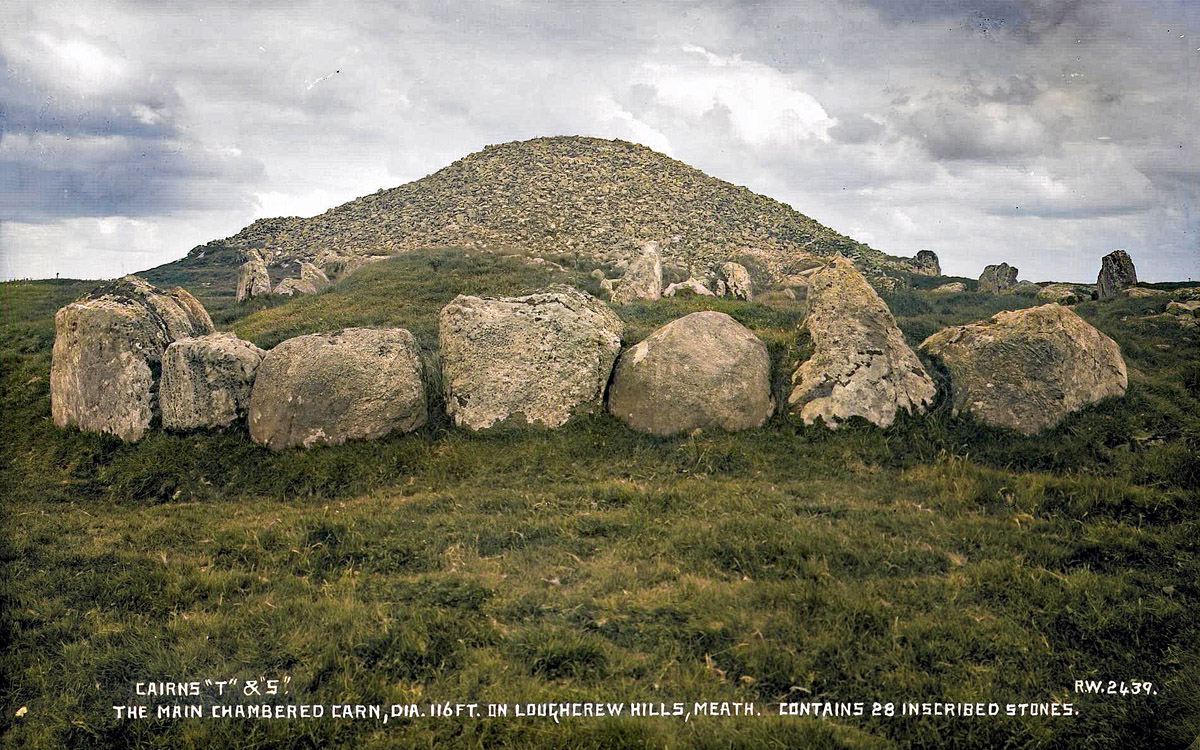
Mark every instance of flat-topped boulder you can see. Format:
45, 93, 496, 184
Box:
439, 285, 623, 429
50, 276, 214, 442
788, 257, 936, 428
920, 304, 1127, 435
161, 333, 266, 431
608, 311, 773, 435
1097, 250, 1137, 300
978, 263, 1019, 294
1036, 283, 1088, 305
611, 242, 663, 304
1011, 280, 1041, 296
236, 251, 271, 302
931, 282, 967, 295
248, 328, 427, 449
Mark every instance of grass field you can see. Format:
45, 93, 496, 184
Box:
2, 250, 1198, 749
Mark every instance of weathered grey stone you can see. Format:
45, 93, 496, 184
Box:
720, 262, 754, 300
248, 328, 427, 449
1036, 283, 1088, 305
931, 282, 967, 295
788, 257, 936, 428
50, 276, 215, 441
313, 248, 383, 278
910, 250, 941, 276
979, 263, 1019, 294
663, 278, 714, 297
589, 268, 606, 281
611, 242, 662, 304
1097, 249, 1137, 300
1011, 280, 1042, 296
161, 333, 265, 431
272, 263, 330, 296
1123, 286, 1162, 298
1166, 300, 1200, 318
920, 304, 1127, 435
440, 285, 623, 430
599, 277, 616, 298
608, 311, 772, 435
236, 251, 271, 302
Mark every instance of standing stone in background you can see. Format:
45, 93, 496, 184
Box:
50, 276, 215, 442
611, 242, 663, 304
161, 333, 266, 431
931, 282, 967, 295
439, 285, 623, 430
236, 251, 272, 302
978, 263, 1019, 294
720, 262, 754, 300
248, 327, 427, 449
608, 311, 773, 435
920, 304, 1127, 435
911, 250, 941, 276
1097, 249, 1137, 300
788, 257, 936, 428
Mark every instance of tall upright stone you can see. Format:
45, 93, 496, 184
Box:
611, 242, 663, 304
788, 257, 936, 428
50, 276, 215, 441
911, 250, 941, 276
236, 251, 271, 302
978, 263, 1019, 294
1097, 250, 1137, 300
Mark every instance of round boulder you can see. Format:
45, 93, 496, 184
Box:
608, 311, 772, 435
439, 285, 623, 430
161, 333, 266, 431
248, 328, 427, 449
920, 304, 1127, 435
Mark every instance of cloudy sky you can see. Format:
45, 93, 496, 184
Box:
2, 0, 1198, 282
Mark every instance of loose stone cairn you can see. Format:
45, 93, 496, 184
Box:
51, 276, 215, 442
161, 333, 265, 431
920, 304, 1127, 435
910, 250, 941, 276
608, 311, 773, 435
611, 241, 663, 304
663, 278, 714, 297
978, 263, 1019, 294
719, 261, 754, 300
931, 282, 967, 295
236, 251, 272, 302
1036, 283, 1088, 306
788, 257, 936, 428
1097, 250, 1137, 300
248, 327, 427, 449
439, 285, 623, 429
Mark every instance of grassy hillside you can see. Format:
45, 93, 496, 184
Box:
2, 252, 1198, 749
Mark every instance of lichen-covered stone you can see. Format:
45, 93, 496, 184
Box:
236, 251, 271, 302
931, 282, 967, 295
978, 263, 1018, 294
1097, 250, 1137, 300
910, 250, 941, 276
719, 262, 754, 300
248, 328, 427, 449
611, 242, 662, 304
439, 285, 623, 429
788, 257, 936, 428
1036, 283, 1088, 305
50, 276, 214, 441
608, 311, 772, 435
663, 278, 714, 297
161, 333, 266, 431
920, 304, 1127, 435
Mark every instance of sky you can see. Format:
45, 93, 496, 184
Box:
2, 0, 1198, 283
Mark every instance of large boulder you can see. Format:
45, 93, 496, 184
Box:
978, 263, 1019, 294
719, 262, 754, 300
1036, 283, 1088, 305
236, 251, 271, 302
611, 242, 663, 304
920, 304, 1127, 435
439, 285, 623, 430
608, 311, 772, 435
787, 257, 936, 428
161, 333, 266, 431
1097, 250, 1137, 300
910, 250, 941, 276
1011, 280, 1042, 296
50, 276, 215, 441
272, 263, 330, 296
248, 328, 427, 449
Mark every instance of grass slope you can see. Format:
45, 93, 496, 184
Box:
2, 252, 1198, 749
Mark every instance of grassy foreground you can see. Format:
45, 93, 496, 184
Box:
2, 250, 1198, 749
